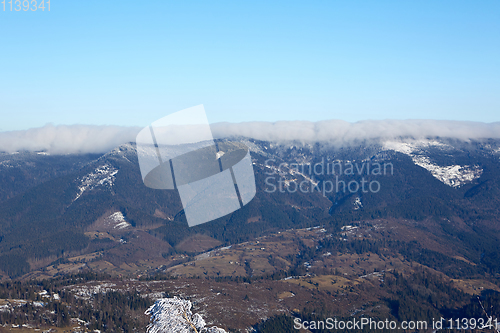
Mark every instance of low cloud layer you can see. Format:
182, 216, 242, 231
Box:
0, 124, 142, 155
211, 120, 500, 145
1, 120, 500, 154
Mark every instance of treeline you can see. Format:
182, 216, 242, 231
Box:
274, 268, 500, 333
0, 253, 30, 277
63, 290, 152, 332
317, 237, 494, 278
383, 269, 468, 321
0, 271, 112, 299
254, 314, 296, 333
0, 299, 71, 327
0, 290, 151, 332
0, 272, 152, 332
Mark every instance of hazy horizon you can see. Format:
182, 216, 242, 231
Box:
1, 119, 500, 154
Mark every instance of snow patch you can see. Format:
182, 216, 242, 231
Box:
114, 222, 130, 229
384, 140, 482, 187
68, 283, 118, 300
412, 155, 483, 187
353, 197, 363, 210
74, 164, 118, 201
0, 160, 13, 168
109, 212, 131, 229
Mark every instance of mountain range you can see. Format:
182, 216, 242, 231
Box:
1, 136, 500, 332
0, 137, 499, 280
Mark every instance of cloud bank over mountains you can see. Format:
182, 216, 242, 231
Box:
1, 120, 500, 154
211, 120, 500, 145
0, 124, 142, 155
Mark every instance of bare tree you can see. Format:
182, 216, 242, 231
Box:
478, 296, 500, 333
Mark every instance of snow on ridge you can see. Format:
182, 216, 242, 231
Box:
73, 164, 119, 202
383, 140, 483, 187
105, 143, 136, 157
412, 155, 482, 187
383, 139, 449, 155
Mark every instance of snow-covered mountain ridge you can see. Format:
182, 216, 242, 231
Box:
73, 164, 119, 201
383, 140, 484, 187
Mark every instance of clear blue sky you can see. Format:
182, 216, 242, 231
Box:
1, 0, 499, 131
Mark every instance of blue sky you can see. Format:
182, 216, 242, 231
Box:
1, 0, 499, 131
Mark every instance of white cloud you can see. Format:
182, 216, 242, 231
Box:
211, 120, 500, 145
0, 124, 141, 154
1, 120, 500, 154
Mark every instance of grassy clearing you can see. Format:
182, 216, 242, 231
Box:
283, 275, 358, 293
452, 279, 500, 295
